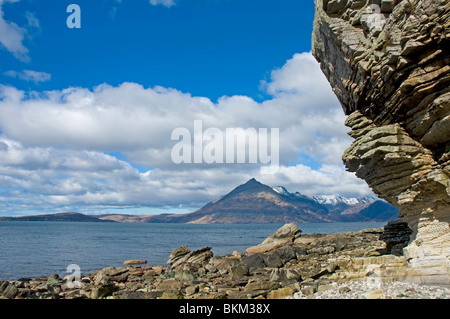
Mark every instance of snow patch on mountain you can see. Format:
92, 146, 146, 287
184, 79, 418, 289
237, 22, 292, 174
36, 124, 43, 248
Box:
271, 186, 379, 206
272, 186, 291, 196
312, 194, 379, 206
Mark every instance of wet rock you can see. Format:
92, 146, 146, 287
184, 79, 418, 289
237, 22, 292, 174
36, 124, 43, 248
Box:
379, 219, 412, 256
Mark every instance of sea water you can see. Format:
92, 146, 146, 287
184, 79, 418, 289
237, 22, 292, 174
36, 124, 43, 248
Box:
0, 221, 385, 281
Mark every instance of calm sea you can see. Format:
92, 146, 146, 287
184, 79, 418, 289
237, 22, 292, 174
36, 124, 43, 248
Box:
0, 221, 385, 281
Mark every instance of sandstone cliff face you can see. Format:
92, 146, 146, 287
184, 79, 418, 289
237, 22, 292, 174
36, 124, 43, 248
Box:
312, 0, 449, 284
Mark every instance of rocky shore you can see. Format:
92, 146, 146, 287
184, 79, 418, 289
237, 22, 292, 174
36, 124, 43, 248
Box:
1, 222, 448, 299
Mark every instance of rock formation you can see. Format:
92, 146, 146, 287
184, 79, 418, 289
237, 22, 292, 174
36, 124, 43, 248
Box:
246, 223, 302, 254
312, 0, 449, 284
167, 246, 213, 271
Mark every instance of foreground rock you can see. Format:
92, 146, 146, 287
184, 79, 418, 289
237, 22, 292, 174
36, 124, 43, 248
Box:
123, 260, 147, 266
246, 223, 302, 254
312, 0, 450, 284
167, 246, 213, 271
1, 223, 447, 299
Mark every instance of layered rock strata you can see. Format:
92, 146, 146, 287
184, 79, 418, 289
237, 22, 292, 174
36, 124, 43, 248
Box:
312, 0, 450, 283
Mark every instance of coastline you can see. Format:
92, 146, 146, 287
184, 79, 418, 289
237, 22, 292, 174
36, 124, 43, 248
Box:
1, 222, 448, 299
0, 220, 387, 282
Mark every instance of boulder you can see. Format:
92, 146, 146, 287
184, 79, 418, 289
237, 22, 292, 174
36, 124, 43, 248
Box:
269, 268, 301, 282
211, 256, 241, 275
0, 280, 18, 299
167, 245, 190, 265
89, 283, 118, 299
161, 291, 184, 299
168, 246, 213, 270
156, 279, 185, 293
244, 280, 280, 292
241, 254, 266, 269
267, 287, 295, 299
228, 264, 250, 279
246, 223, 302, 254
93, 267, 129, 284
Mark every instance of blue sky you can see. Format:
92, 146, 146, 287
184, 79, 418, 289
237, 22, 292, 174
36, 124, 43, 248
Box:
0, 0, 373, 216
1, 0, 313, 100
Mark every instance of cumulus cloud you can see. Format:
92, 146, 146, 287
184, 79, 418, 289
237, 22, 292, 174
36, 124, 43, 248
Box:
0, 53, 349, 166
0, 52, 373, 215
257, 164, 370, 197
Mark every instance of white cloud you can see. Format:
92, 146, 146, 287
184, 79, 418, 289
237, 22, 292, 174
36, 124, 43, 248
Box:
0, 53, 349, 167
25, 11, 39, 28
149, 0, 176, 8
262, 52, 332, 99
0, 135, 371, 215
5, 70, 51, 83
0, 0, 30, 61
0, 52, 373, 215
257, 164, 371, 197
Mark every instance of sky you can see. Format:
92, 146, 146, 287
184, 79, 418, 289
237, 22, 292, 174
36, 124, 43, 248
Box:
0, 0, 374, 216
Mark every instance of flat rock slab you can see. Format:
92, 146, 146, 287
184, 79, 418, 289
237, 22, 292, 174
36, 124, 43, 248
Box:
123, 260, 147, 265
246, 223, 302, 254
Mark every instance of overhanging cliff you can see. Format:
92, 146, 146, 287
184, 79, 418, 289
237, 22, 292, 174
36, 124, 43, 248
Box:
312, 0, 449, 284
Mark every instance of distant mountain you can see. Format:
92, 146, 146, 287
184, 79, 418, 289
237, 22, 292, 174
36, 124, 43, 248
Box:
1, 179, 400, 224
156, 179, 398, 223
307, 193, 397, 222
0, 212, 114, 222
150, 178, 333, 224
99, 178, 397, 224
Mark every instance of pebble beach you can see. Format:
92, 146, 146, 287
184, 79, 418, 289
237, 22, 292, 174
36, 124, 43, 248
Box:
290, 280, 449, 299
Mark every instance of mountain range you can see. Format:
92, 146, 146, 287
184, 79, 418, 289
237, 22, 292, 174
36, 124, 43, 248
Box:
0, 179, 400, 224
127, 178, 397, 223
0, 212, 113, 222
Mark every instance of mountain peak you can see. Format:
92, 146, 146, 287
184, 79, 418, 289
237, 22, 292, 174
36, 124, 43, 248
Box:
226, 178, 274, 196
245, 178, 259, 185
178, 178, 333, 223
